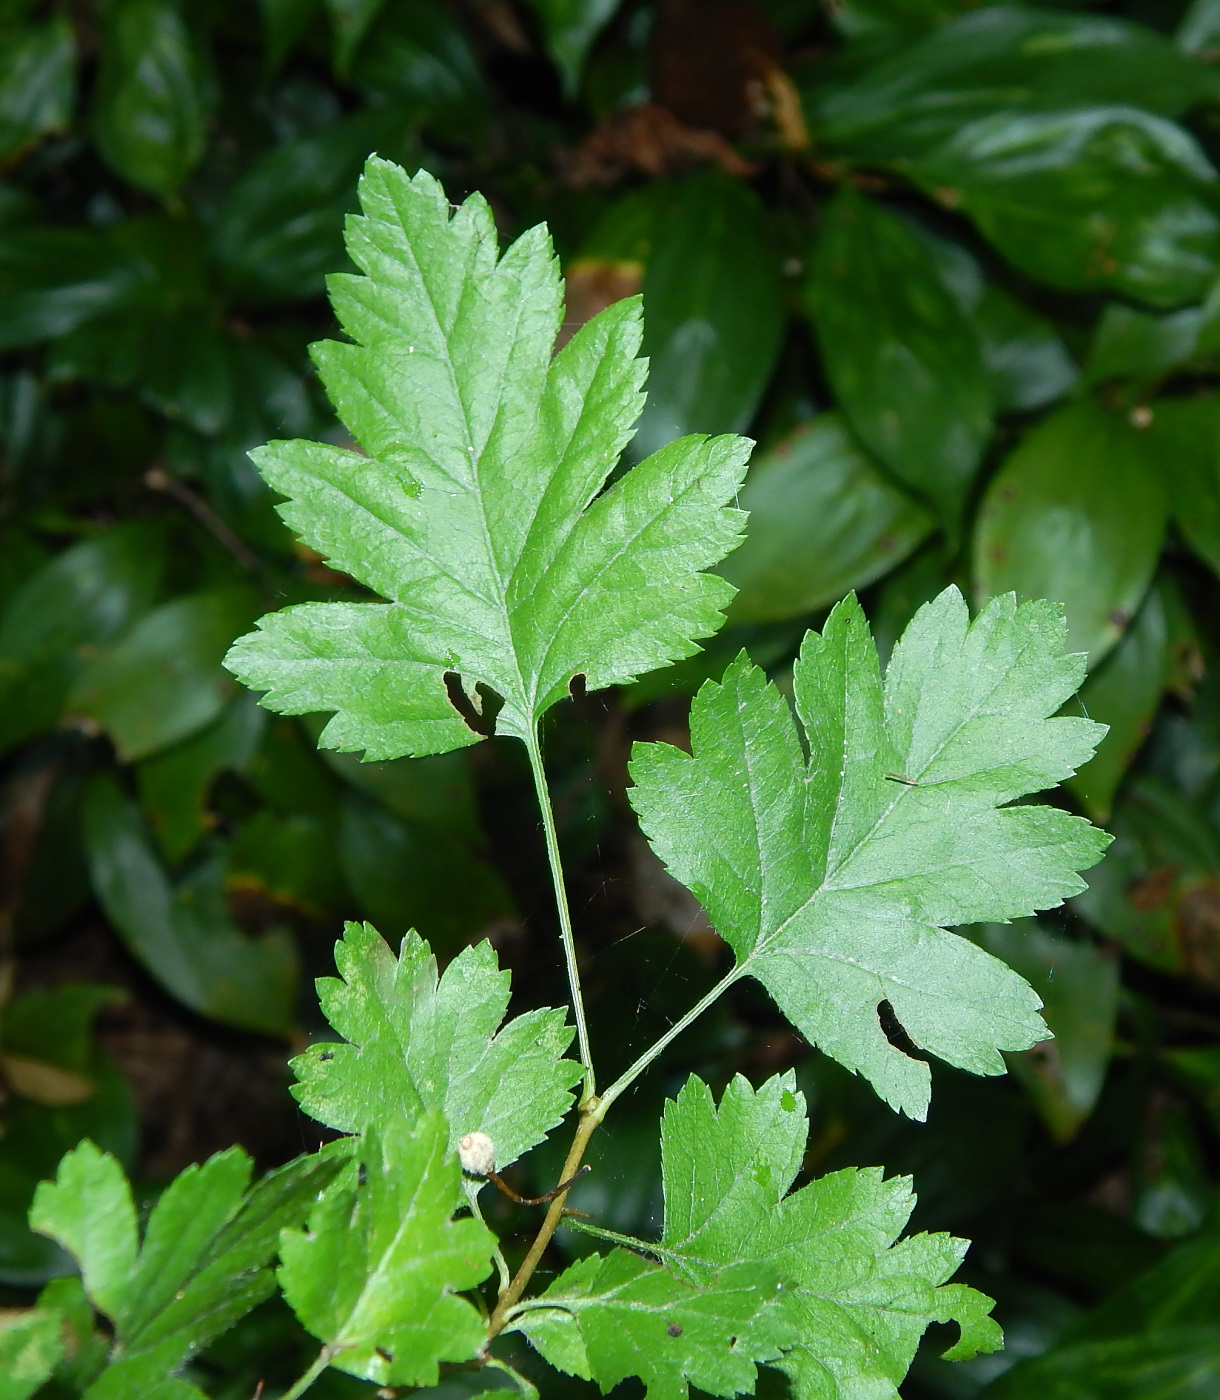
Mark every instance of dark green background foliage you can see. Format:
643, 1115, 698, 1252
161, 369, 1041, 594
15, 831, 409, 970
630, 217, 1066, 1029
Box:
4, 0, 1220, 1393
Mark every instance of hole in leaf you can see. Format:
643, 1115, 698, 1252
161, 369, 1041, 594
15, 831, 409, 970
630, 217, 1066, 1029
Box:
444, 672, 503, 737
569, 672, 588, 700
877, 999, 926, 1062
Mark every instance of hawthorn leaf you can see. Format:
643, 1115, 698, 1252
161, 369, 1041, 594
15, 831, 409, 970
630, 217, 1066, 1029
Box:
225, 159, 748, 759
114, 1146, 346, 1369
279, 1113, 494, 1387
29, 1139, 136, 1322
628, 586, 1110, 1119
30, 1139, 344, 1375
657, 1073, 1001, 1399
293, 921, 582, 1170
513, 1250, 792, 1400
0, 1307, 64, 1400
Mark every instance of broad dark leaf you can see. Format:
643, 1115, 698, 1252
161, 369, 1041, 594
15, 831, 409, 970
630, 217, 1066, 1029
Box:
578, 170, 786, 463
1065, 582, 1172, 823
807, 189, 992, 529
93, 0, 210, 196
815, 7, 1220, 158
977, 920, 1119, 1142
910, 108, 1220, 308
720, 413, 933, 624
0, 17, 75, 163
0, 524, 165, 756
83, 774, 298, 1035
975, 399, 1167, 665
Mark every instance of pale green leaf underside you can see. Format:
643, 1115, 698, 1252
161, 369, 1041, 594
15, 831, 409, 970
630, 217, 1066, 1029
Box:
629, 586, 1111, 1119
514, 1250, 791, 1400
659, 1073, 1001, 1399
292, 922, 583, 1170
279, 1114, 493, 1388
516, 1072, 1000, 1399
224, 159, 748, 758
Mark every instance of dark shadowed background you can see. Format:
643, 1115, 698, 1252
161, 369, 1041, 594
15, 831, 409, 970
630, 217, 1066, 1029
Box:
4, 0, 1220, 1394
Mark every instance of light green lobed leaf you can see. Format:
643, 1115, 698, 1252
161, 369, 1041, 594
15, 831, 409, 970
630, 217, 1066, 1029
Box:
292, 921, 583, 1170
514, 1250, 792, 1400
629, 586, 1110, 1119
29, 1138, 345, 1378
279, 1113, 494, 1387
659, 1073, 1001, 1398
225, 158, 749, 759
515, 1072, 998, 1399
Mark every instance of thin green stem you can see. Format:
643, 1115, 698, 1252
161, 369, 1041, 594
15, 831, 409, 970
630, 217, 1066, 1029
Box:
553, 1217, 689, 1268
525, 728, 595, 1102
594, 963, 747, 1120
279, 1347, 332, 1400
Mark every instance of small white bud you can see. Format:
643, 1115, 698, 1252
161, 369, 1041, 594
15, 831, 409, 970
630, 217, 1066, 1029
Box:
458, 1130, 495, 1177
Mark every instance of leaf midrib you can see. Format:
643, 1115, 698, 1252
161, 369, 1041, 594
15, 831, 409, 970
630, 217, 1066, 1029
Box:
746, 622, 1039, 968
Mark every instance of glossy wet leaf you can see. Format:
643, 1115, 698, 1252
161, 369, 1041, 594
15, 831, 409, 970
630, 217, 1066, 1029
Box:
0, 226, 150, 350
338, 791, 514, 952
816, 7, 1220, 158
978, 921, 1119, 1141
292, 921, 581, 1169
629, 588, 1108, 1119
720, 414, 933, 625
0, 17, 75, 163
825, 0, 979, 42
523, 0, 620, 94
990, 1229, 1220, 1399
1153, 396, 1220, 579
807, 190, 992, 529
583, 171, 785, 464
279, 1114, 493, 1386
1066, 582, 1171, 823
975, 399, 1168, 666
352, 1, 486, 132
975, 283, 1078, 413
136, 692, 266, 863
93, 0, 209, 196
226, 160, 748, 758
83, 774, 298, 1036
211, 108, 418, 304
1074, 779, 1220, 985
911, 222, 1077, 414
70, 588, 258, 762
1178, 0, 1220, 55
909, 109, 1220, 309
1084, 303, 1203, 390
0, 523, 164, 756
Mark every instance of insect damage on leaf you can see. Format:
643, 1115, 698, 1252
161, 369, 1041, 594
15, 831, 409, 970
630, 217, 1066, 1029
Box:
223, 158, 750, 760
628, 585, 1111, 1119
